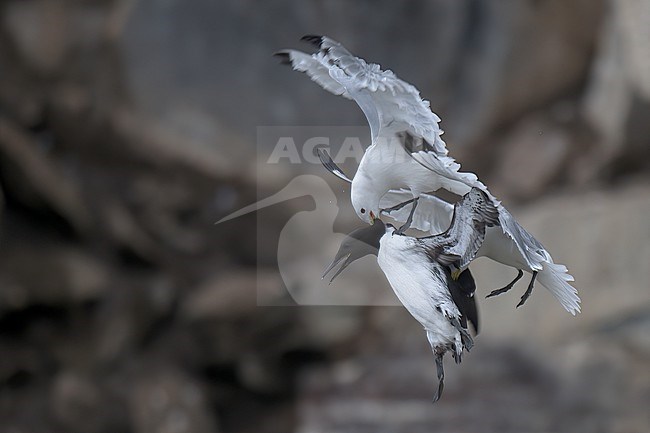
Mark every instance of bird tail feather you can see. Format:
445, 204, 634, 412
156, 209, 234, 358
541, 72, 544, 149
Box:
537, 260, 581, 315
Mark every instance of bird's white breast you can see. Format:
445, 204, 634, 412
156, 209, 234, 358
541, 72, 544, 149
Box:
377, 233, 458, 342
477, 226, 530, 271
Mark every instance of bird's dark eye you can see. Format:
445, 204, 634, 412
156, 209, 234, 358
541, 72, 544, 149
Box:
360, 208, 366, 214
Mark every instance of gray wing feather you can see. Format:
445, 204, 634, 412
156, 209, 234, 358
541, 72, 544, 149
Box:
317, 149, 353, 183
279, 36, 448, 155
403, 148, 549, 272
408, 149, 483, 197
420, 188, 500, 269
498, 207, 548, 271
277, 49, 352, 98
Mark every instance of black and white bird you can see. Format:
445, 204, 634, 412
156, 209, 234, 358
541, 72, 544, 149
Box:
277, 35, 581, 315
323, 187, 499, 402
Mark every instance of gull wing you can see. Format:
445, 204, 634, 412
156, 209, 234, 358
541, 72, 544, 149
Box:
407, 145, 548, 271
380, 190, 454, 235
404, 138, 485, 197
274, 50, 351, 98
399, 187, 581, 314
420, 188, 500, 269
317, 148, 353, 183
278, 35, 447, 156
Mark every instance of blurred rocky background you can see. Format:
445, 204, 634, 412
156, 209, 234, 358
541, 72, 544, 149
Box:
1, 0, 649, 432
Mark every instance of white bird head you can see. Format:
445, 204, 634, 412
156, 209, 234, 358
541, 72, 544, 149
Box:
350, 178, 382, 224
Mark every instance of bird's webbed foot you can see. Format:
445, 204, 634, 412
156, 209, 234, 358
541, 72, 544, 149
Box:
486, 269, 524, 298
432, 353, 445, 403
516, 271, 538, 308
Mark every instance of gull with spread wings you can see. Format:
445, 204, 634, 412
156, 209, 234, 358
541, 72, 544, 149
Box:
276, 35, 477, 229
276, 35, 581, 315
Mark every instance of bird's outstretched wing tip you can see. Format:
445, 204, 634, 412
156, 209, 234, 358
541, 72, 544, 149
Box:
300, 35, 324, 47
273, 50, 292, 65
317, 148, 352, 183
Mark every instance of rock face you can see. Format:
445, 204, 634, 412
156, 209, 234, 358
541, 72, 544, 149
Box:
0, 1, 649, 433
295, 311, 650, 433
582, 0, 650, 179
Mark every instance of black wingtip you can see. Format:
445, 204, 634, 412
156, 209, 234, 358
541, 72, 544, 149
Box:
316, 147, 328, 161
273, 51, 292, 65
318, 150, 337, 173
317, 148, 333, 170
301, 35, 324, 48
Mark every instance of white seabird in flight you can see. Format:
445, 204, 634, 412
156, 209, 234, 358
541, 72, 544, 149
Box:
323, 187, 500, 402
276, 35, 479, 227
276, 35, 581, 315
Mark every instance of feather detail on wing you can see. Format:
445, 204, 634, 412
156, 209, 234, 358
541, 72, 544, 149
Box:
394, 191, 581, 314
537, 260, 581, 315
317, 149, 353, 183
278, 35, 448, 155
420, 188, 500, 269
274, 50, 351, 98
408, 148, 483, 197
497, 207, 548, 271
403, 142, 550, 273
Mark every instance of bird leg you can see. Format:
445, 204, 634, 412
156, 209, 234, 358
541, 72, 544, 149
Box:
486, 269, 524, 299
396, 197, 419, 234
381, 197, 414, 214
516, 271, 538, 308
449, 316, 473, 352
432, 352, 445, 403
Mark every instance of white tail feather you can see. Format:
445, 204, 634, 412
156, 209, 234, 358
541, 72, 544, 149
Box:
537, 260, 581, 315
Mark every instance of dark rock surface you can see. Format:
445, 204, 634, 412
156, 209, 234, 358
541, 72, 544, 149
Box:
296, 312, 650, 433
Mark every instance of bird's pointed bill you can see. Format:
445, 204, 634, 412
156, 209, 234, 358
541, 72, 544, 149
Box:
322, 253, 352, 284
322, 220, 385, 283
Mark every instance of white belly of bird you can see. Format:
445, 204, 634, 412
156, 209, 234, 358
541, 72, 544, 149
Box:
377, 233, 459, 348
478, 226, 531, 271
